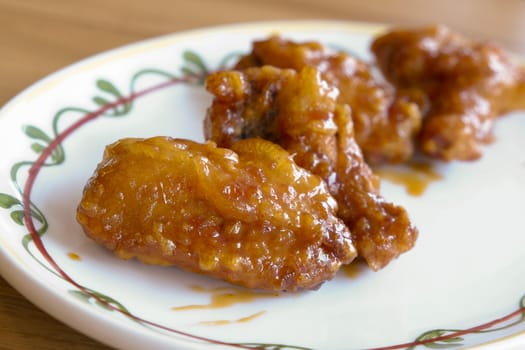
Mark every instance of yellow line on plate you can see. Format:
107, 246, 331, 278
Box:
0, 232, 33, 271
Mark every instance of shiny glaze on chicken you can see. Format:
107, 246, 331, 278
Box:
235, 35, 423, 164
77, 137, 356, 291
205, 66, 418, 270
372, 25, 525, 161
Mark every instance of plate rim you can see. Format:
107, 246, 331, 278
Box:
0, 19, 524, 350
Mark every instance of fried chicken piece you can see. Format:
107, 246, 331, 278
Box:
372, 25, 525, 161
76, 136, 356, 291
205, 66, 418, 270
234, 35, 422, 164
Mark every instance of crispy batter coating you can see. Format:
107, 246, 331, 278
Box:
372, 25, 525, 161
76, 136, 356, 291
234, 35, 422, 164
205, 66, 418, 270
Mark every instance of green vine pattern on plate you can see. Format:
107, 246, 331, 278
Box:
0, 47, 524, 350
0, 51, 207, 298
0, 50, 212, 269
408, 294, 525, 349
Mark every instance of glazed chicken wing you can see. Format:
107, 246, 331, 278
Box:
205, 66, 418, 270
234, 35, 422, 164
372, 25, 525, 161
76, 137, 356, 291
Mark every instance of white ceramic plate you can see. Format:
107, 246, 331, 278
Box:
1, 20, 524, 350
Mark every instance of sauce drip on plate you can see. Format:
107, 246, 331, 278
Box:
67, 252, 81, 261
374, 161, 442, 196
341, 261, 368, 279
198, 311, 266, 326
172, 285, 279, 311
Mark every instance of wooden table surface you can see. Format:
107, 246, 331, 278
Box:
1, 1, 524, 349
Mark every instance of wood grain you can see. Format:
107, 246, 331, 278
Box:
0, 275, 113, 350
0, 1, 523, 349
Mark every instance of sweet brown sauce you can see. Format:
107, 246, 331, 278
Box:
172, 286, 275, 326
341, 261, 368, 279
172, 286, 279, 311
67, 252, 81, 261
374, 161, 442, 196
198, 311, 266, 326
